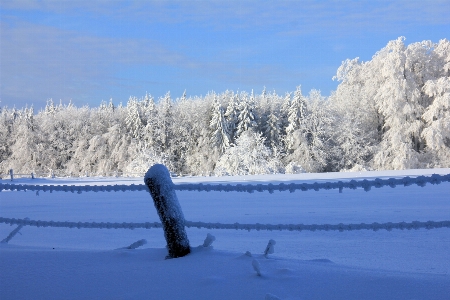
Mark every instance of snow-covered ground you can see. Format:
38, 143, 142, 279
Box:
1, 168, 449, 299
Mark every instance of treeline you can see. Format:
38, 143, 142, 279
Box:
1, 37, 449, 176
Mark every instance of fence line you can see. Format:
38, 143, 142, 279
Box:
0, 169, 197, 180
1, 217, 449, 232
0, 170, 146, 180
1, 173, 449, 194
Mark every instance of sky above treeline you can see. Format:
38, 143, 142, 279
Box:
1, 0, 449, 111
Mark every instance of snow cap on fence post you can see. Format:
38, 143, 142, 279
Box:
144, 164, 190, 259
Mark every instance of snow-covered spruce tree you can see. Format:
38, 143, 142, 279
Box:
140, 93, 156, 126
254, 88, 270, 136
44, 98, 58, 115
157, 92, 173, 153
184, 94, 219, 175
0, 107, 15, 173
209, 97, 231, 153
264, 103, 283, 150
224, 92, 240, 144
285, 90, 331, 173
167, 91, 198, 174
214, 130, 284, 176
235, 92, 258, 139
1, 107, 42, 174
141, 94, 160, 152
285, 86, 307, 150
125, 97, 144, 139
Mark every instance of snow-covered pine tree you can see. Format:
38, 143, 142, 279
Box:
108, 98, 115, 111
285, 86, 307, 151
158, 92, 173, 152
264, 106, 282, 149
214, 131, 283, 176
278, 92, 291, 139
210, 97, 231, 153
285, 90, 331, 172
125, 97, 143, 139
169, 91, 195, 173
235, 92, 257, 139
303, 90, 332, 170
1, 107, 41, 173
184, 96, 219, 175
256, 87, 271, 141
44, 99, 57, 115
224, 93, 239, 144
0, 107, 15, 173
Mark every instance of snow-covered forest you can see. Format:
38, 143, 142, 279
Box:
1, 37, 449, 176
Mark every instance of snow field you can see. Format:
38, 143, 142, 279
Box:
1, 170, 450, 299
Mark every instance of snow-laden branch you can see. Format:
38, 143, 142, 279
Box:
1, 174, 449, 194
0, 217, 449, 232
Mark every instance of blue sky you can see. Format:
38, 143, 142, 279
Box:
1, 0, 449, 110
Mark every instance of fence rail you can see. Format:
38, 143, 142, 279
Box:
0, 169, 196, 180
1, 173, 449, 194
1, 217, 449, 232
2, 173, 449, 239
0, 170, 148, 180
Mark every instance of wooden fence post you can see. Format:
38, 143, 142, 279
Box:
144, 164, 190, 259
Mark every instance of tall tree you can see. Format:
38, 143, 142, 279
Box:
210, 97, 231, 153
235, 92, 257, 139
286, 86, 307, 151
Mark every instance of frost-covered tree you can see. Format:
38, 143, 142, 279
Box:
332, 37, 450, 170
422, 77, 450, 166
209, 97, 231, 153
44, 99, 58, 115
0, 107, 15, 169
0, 107, 42, 173
235, 92, 257, 139
420, 39, 450, 167
285, 90, 331, 172
125, 97, 143, 139
285, 86, 307, 150
4, 40, 448, 177
330, 57, 381, 171
169, 91, 195, 173
214, 131, 284, 176
158, 92, 173, 152
184, 96, 218, 175
125, 147, 170, 174
224, 93, 240, 143
264, 106, 282, 149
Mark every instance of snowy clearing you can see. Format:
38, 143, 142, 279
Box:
1, 169, 450, 299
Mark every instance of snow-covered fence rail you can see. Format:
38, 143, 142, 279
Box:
1, 217, 449, 232
1, 173, 449, 194
0, 169, 194, 180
